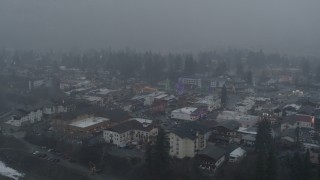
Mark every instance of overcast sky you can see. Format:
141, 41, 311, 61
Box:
0, 0, 319, 56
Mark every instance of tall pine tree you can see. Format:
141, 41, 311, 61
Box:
221, 85, 227, 108
145, 128, 170, 178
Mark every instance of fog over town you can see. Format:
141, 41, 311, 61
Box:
1, 1, 320, 180
0, 0, 320, 55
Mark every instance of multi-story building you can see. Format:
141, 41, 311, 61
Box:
103, 119, 158, 147
169, 122, 208, 159
210, 120, 240, 144
281, 114, 315, 131
3, 108, 43, 132
197, 145, 226, 175
210, 77, 227, 88
179, 77, 202, 88
171, 107, 201, 121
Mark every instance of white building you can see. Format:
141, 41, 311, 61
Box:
5, 108, 43, 128
103, 119, 158, 147
237, 127, 258, 146
171, 107, 199, 121
169, 122, 208, 159
194, 96, 221, 112
281, 114, 315, 131
43, 104, 68, 115
216, 111, 259, 127
210, 77, 227, 88
197, 144, 226, 174
235, 96, 255, 113
179, 77, 202, 88
229, 147, 246, 162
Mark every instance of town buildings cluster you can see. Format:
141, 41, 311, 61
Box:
1, 50, 320, 177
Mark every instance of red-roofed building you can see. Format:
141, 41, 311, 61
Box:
281, 114, 315, 131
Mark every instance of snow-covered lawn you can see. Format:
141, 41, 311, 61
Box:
0, 161, 24, 180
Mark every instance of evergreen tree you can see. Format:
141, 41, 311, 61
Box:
290, 152, 303, 180
255, 119, 275, 180
302, 149, 311, 179
221, 85, 227, 108
184, 55, 196, 75
295, 127, 301, 148
145, 142, 155, 176
153, 128, 170, 176
256, 151, 266, 180
265, 147, 277, 180
236, 61, 244, 76
246, 71, 253, 85
255, 119, 272, 152
317, 155, 320, 180
316, 63, 320, 82
301, 60, 310, 77
145, 128, 170, 178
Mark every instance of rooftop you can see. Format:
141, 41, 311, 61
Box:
69, 117, 110, 128
237, 127, 257, 135
172, 107, 198, 115
108, 119, 155, 134
198, 144, 226, 160
170, 121, 208, 140
283, 114, 315, 124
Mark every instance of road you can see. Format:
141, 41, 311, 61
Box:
4, 132, 121, 180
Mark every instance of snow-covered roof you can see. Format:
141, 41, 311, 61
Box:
154, 94, 168, 99
163, 95, 176, 101
237, 127, 257, 135
217, 111, 258, 121
129, 118, 153, 125
96, 88, 115, 95
69, 117, 110, 128
0, 160, 24, 180
284, 104, 301, 110
5, 119, 21, 127
230, 147, 246, 157
172, 107, 198, 115
83, 96, 102, 102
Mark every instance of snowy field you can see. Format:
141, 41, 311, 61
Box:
0, 161, 24, 180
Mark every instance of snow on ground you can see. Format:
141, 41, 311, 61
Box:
0, 161, 24, 180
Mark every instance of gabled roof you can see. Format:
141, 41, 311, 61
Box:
230, 147, 246, 157
283, 114, 314, 124
214, 120, 240, 131
108, 120, 155, 134
171, 121, 208, 140
198, 145, 226, 160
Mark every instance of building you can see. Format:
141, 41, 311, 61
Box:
4, 108, 43, 131
42, 101, 69, 115
169, 122, 208, 159
235, 97, 255, 113
171, 107, 200, 121
281, 114, 315, 131
210, 77, 227, 88
179, 77, 202, 88
151, 99, 167, 114
237, 127, 258, 146
210, 120, 240, 144
103, 119, 158, 147
193, 96, 221, 112
229, 147, 246, 162
197, 144, 226, 175
68, 116, 110, 135
216, 111, 259, 127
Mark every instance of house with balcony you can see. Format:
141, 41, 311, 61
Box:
169, 122, 209, 159
281, 114, 315, 131
103, 118, 158, 147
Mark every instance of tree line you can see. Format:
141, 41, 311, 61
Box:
2, 48, 320, 83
